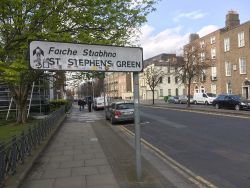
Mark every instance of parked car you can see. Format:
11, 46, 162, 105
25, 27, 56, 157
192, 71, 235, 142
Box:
167, 96, 179, 104
105, 101, 134, 124
193, 92, 216, 105
212, 94, 250, 110
178, 95, 194, 104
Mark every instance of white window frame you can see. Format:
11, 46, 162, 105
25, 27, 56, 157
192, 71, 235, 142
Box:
168, 89, 171, 96
225, 61, 231, 76
239, 57, 246, 74
200, 41, 205, 48
238, 32, 245, 47
210, 36, 215, 44
211, 66, 217, 77
160, 89, 163, 97
226, 83, 232, 94
211, 48, 216, 59
200, 52, 205, 62
224, 37, 230, 52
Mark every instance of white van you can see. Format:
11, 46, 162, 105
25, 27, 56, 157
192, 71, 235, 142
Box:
193, 93, 216, 105
93, 97, 105, 110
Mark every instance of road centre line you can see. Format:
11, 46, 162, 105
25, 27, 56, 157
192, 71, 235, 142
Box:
143, 105, 250, 120
119, 125, 217, 188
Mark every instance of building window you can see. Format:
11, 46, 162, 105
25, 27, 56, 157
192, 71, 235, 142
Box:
211, 66, 217, 77
168, 89, 171, 96
168, 77, 171, 83
159, 77, 163, 83
238, 32, 245, 47
175, 76, 178, 84
226, 82, 232, 94
195, 86, 199, 93
224, 37, 230, 52
200, 73, 206, 82
160, 89, 163, 97
200, 41, 205, 48
200, 52, 205, 62
211, 48, 216, 59
210, 36, 215, 44
239, 57, 246, 74
175, 88, 179, 96
225, 61, 231, 76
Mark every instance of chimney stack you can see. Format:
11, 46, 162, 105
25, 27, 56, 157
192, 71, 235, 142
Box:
226, 10, 240, 29
189, 34, 199, 43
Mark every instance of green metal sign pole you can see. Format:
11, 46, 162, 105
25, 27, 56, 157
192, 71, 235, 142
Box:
133, 72, 142, 181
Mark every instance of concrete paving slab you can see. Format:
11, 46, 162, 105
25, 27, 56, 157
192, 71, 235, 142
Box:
71, 166, 99, 176
22, 179, 55, 188
54, 176, 86, 188
85, 158, 109, 166
60, 160, 84, 168
86, 174, 119, 188
41, 168, 71, 179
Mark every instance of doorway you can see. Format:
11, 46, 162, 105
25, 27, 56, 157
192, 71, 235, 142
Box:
242, 80, 250, 99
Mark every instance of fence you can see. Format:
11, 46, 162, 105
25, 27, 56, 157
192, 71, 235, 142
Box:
0, 106, 66, 187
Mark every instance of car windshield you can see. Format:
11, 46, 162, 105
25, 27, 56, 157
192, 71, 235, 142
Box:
116, 103, 134, 110
207, 93, 216, 97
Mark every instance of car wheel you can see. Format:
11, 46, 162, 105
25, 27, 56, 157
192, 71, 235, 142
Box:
215, 104, 220, 109
111, 117, 116, 124
194, 101, 197, 105
205, 101, 208, 105
235, 104, 240, 111
105, 115, 109, 120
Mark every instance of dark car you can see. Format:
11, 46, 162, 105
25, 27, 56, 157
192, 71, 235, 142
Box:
167, 96, 179, 104
105, 101, 134, 124
212, 94, 250, 111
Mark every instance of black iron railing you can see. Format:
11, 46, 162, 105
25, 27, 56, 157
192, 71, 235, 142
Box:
0, 107, 66, 187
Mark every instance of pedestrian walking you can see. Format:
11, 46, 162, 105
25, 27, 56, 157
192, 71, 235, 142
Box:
88, 99, 92, 112
78, 99, 84, 111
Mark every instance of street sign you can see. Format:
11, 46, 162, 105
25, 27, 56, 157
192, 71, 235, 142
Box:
29, 41, 143, 72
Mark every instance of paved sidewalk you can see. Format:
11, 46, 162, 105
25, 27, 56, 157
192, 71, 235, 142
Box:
20, 105, 119, 188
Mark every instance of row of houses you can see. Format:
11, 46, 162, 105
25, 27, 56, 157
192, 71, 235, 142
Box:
104, 10, 250, 100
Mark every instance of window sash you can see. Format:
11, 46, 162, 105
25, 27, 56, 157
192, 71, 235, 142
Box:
210, 36, 215, 44
225, 61, 231, 76
211, 48, 216, 59
239, 57, 246, 74
160, 89, 163, 96
224, 38, 230, 52
211, 67, 217, 77
226, 83, 232, 94
238, 32, 245, 47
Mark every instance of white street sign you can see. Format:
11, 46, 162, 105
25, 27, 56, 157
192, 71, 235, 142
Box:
29, 41, 143, 72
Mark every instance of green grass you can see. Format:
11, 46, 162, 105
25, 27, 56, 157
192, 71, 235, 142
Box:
0, 119, 38, 142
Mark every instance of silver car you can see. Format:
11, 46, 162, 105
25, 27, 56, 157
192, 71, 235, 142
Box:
105, 101, 134, 124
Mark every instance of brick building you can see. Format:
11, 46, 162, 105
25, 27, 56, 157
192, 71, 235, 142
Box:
186, 11, 250, 99
104, 72, 133, 99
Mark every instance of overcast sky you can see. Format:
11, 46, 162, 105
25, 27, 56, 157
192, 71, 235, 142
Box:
137, 0, 250, 59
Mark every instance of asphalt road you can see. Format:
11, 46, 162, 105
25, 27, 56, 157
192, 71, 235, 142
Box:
124, 106, 250, 188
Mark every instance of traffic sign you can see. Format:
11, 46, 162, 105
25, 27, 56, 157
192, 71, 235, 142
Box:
29, 41, 143, 72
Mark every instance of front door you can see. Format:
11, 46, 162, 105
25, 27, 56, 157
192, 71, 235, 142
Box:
243, 86, 249, 99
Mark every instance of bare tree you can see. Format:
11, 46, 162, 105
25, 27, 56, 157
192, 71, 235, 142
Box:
175, 41, 212, 107
144, 64, 166, 105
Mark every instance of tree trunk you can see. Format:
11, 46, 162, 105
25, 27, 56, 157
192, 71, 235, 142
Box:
152, 89, 155, 105
16, 100, 28, 124
10, 83, 30, 124
187, 80, 191, 107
